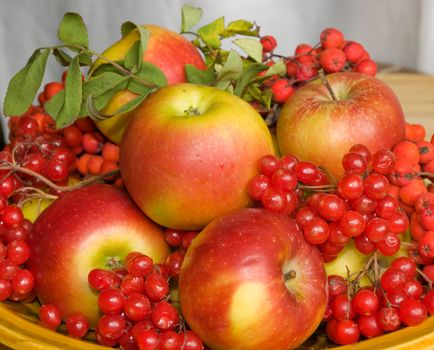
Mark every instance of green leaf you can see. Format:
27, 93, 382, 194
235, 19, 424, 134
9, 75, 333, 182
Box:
77, 72, 129, 117
197, 17, 225, 49
57, 12, 89, 48
127, 79, 152, 95
233, 38, 263, 63
263, 60, 286, 76
82, 72, 129, 100
124, 41, 141, 72
44, 90, 65, 119
181, 5, 203, 32
185, 64, 215, 85
216, 50, 243, 83
115, 93, 148, 114
121, 21, 137, 37
234, 63, 268, 96
136, 62, 167, 87
55, 106, 70, 129
64, 55, 82, 122
136, 26, 150, 58
78, 52, 93, 66
53, 49, 73, 66
89, 61, 124, 77
3, 48, 50, 116
222, 20, 257, 37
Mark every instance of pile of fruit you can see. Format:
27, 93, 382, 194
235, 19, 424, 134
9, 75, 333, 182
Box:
0, 4, 433, 350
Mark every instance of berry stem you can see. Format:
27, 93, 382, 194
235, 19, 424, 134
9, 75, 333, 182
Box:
319, 69, 338, 102
416, 172, 434, 178
0, 161, 120, 193
416, 267, 433, 289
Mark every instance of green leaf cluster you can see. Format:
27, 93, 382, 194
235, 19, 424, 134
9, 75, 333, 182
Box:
181, 5, 286, 108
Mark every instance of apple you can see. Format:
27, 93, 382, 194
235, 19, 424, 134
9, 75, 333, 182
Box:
90, 25, 206, 144
277, 72, 405, 179
178, 208, 327, 350
120, 83, 276, 230
26, 184, 170, 327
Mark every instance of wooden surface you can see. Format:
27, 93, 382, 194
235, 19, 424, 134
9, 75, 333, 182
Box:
378, 71, 434, 136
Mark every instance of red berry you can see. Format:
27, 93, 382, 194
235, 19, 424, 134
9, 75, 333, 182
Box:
342, 41, 365, 64
98, 288, 125, 315
271, 79, 294, 103
126, 253, 153, 277
319, 48, 346, 73
151, 301, 179, 330
247, 175, 271, 201
260, 35, 277, 52
378, 307, 401, 331
320, 28, 344, 49
357, 314, 384, 338
97, 313, 127, 340
39, 304, 62, 329
124, 292, 151, 321
332, 319, 360, 345
339, 210, 366, 237
318, 194, 346, 221
352, 289, 379, 316
144, 272, 169, 301
66, 313, 89, 339
354, 59, 377, 76
399, 299, 427, 326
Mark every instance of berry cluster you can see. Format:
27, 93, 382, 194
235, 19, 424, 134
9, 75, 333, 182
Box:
4, 73, 121, 192
163, 228, 199, 278
0, 201, 34, 303
382, 123, 434, 265
247, 154, 327, 215
260, 27, 376, 105
86, 252, 204, 349
324, 255, 433, 346
248, 144, 411, 261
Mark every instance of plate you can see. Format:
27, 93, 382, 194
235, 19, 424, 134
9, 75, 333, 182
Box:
0, 300, 432, 349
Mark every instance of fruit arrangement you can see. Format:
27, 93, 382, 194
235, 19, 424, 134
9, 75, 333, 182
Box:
0, 4, 433, 350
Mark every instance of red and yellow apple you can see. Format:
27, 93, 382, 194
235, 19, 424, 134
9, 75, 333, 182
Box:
27, 184, 170, 327
178, 208, 328, 350
277, 72, 405, 179
120, 83, 275, 230
90, 24, 206, 144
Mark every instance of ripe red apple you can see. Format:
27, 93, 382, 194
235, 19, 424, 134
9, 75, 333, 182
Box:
27, 184, 170, 327
178, 208, 327, 350
120, 83, 276, 230
90, 24, 207, 144
277, 72, 405, 179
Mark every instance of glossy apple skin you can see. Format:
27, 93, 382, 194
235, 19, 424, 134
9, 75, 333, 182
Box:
120, 83, 275, 230
27, 184, 170, 327
178, 208, 327, 350
91, 25, 206, 144
277, 72, 405, 179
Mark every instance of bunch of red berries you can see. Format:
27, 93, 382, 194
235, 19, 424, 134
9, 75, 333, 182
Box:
248, 143, 411, 261
324, 256, 433, 346
0, 199, 35, 303
4, 73, 121, 192
260, 27, 376, 104
86, 252, 204, 350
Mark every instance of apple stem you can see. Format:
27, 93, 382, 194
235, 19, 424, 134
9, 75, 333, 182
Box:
284, 269, 297, 281
319, 70, 338, 102
184, 106, 201, 116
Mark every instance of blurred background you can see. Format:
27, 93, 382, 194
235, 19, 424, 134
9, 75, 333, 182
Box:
0, 0, 433, 140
